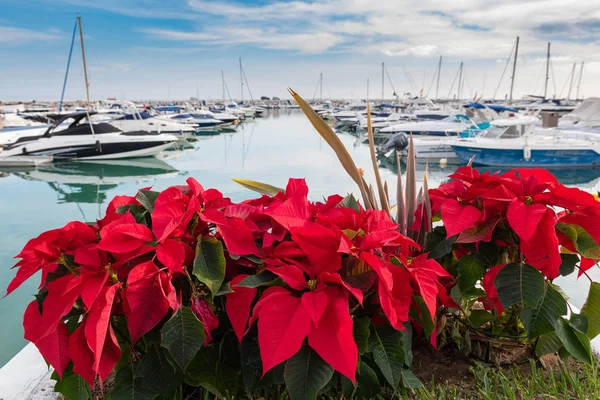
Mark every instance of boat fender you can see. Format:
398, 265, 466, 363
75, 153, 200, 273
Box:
524, 145, 531, 161
95, 140, 102, 153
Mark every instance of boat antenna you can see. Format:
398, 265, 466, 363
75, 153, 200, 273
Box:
576, 61, 585, 100
221, 70, 225, 102
77, 16, 95, 136
436, 56, 442, 100
457, 62, 463, 100
239, 57, 244, 103
543, 42, 550, 99
509, 36, 519, 104
320, 72, 323, 101
59, 18, 78, 112
381, 62, 384, 103
567, 63, 576, 100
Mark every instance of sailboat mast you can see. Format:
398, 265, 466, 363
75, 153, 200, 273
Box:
320, 72, 323, 101
77, 16, 94, 136
59, 19, 78, 112
367, 78, 370, 102
77, 16, 92, 111
381, 62, 384, 102
457, 62, 463, 100
543, 42, 550, 99
435, 56, 442, 100
567, 63, 576, 100
576, 62, 585, 100
239, 57, 243, 103
221, 70, 225, 102
509, 36, 519, 104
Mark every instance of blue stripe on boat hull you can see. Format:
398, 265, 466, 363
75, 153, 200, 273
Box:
452, 146, 600, 167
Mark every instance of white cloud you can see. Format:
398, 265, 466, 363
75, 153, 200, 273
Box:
0, 26, 61, 45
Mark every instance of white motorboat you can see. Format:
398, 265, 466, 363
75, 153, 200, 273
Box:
109, 111, 197, 134
451, 116, 600, 167
158, 113, 224, 130
377, 114, 488, 138
0, 111, 178, 160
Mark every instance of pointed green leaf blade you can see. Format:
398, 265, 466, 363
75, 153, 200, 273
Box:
581, 282, 600, 339
284, 346, 334, 400
192, 237, 226, 296
368, 326, 406, 389
495, 263, 545, 309
161, 306, 206, 371
521, 283, 567, 338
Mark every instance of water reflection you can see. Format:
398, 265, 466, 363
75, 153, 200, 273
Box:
375, 152, 600, 190
3, 158, 182, 205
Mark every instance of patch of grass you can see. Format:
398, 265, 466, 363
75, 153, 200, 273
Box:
410, 359, 600, 400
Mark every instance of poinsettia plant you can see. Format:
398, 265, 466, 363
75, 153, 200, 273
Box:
7, 174, 453, 399
422, 166, 600, 363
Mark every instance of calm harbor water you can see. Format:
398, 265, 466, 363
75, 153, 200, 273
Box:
1, 110, 599, 367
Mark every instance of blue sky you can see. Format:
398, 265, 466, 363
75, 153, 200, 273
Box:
1, 0, 599, 101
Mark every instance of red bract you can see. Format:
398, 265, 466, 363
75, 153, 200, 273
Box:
428, 166, 600, 282
9, 176, 452, 392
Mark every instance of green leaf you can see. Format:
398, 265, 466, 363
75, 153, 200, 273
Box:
535, 332, 563, 357
284, 346, 334, 400
495, 263, 545, 309
192, 237, 226, 296
240, 333, 284, 392
340, 193, 360, 212
412, 296, 434, 338
401, 367, 423, 389
353, 316, 371, 355
136, 189, 160, 213
457, 255, 485, 291
402, 322, 414, 368
134, 346, 184, 397
424, 226, 456, 260
355, 362, 381, 398
468, 310, 495, 328
555, 318, 593, 365
475, 241, 500, 267
109, 365, 156, 400
161, 306, 206, 371
520, 283, 567, 338
53, 370, 92, 400
569, 313, 589, 335
368, 326, 406, 389
116, 204, 147, 224
215, 281, 233, 296
185, 346, 239, 397
581, 282, 600, 339
559, 253, 579, 276
236, 270, 280, 288
556, 223, 600, 259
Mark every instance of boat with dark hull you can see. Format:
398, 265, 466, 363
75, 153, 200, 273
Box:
0, 112, 178, 160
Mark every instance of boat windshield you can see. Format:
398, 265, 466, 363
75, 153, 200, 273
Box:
481, 125, 526, 139
350, 106, 367, 111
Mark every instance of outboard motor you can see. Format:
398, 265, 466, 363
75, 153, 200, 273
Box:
378, 132, 409, 154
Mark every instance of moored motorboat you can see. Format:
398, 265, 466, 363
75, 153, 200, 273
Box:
0, 111, 178, 160
452, 116, 600, 167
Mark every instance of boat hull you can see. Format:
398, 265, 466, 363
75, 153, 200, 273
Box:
452, 145, 600, 167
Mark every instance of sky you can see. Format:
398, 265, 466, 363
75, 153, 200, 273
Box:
1, 0, 600, 101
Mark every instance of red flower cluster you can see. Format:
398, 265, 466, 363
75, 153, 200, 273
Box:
7, 177, 450, 385
427, 166, 600, 312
